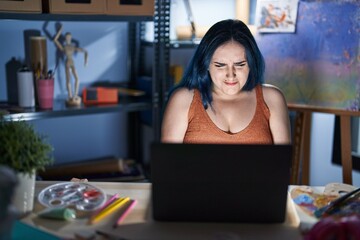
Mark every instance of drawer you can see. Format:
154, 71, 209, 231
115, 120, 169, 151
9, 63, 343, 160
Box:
47, 0, 105, 14
0, 0, 42, 13
106, 0, 154, 16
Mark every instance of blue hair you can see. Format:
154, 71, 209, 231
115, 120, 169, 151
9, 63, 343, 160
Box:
171, 19, 265, 109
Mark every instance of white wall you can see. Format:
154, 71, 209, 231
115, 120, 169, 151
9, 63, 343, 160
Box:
352, 117, 360, 157
310, 113, 360, 186
144, 0, 237, 42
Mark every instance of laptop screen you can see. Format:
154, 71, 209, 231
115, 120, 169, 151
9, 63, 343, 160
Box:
151, 143, 292, 223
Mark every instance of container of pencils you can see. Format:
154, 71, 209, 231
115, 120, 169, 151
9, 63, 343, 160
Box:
36, 77, 54, 109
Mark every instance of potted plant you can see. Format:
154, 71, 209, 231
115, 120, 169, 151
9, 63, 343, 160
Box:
0, 114, 54, 213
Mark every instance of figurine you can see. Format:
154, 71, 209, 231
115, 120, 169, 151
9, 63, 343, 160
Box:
54, 25, 88, 106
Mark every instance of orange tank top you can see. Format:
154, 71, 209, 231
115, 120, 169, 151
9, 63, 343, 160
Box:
183, 85, 273, 144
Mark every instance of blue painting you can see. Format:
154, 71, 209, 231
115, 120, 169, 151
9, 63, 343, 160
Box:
256, 0, 359, 110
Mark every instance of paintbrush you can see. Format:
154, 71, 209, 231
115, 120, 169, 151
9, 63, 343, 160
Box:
315, 187, 360, 218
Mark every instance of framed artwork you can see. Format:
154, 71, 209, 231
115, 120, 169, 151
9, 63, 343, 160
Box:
255, 0, 299, 33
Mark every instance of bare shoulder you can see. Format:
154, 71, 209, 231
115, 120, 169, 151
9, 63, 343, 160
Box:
261, 84, 287, 107
161, 88, 195, 142
164, 87, 195, 118
261, 84, 284, 97
167, 87, 194, 107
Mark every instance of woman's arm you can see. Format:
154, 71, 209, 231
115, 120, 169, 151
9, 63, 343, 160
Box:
262, 84, 291, 144
161, 88, 194, 143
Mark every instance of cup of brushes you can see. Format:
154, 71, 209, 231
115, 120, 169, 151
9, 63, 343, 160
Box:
36, 70, 54, 110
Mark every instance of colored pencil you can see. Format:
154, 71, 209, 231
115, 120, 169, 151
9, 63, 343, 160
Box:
90, 193, 119, 218
100, 194, 120, 212
88, 197, 130, 224
113, 199, 137, 227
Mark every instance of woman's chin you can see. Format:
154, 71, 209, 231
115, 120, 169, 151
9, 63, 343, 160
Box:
223, 87, 241, 95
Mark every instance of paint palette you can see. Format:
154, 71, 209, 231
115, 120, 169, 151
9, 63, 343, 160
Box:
291, 186, 337, 217
290, 183, 357, 218
38, 182, 106, 211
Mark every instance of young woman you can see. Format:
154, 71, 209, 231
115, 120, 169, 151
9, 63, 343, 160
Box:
161, 19, 291, 144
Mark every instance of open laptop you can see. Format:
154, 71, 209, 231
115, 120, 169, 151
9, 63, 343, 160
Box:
150, 143, 292, 223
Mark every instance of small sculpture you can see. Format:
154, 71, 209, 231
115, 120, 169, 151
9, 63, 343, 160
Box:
54, 25, 88, 106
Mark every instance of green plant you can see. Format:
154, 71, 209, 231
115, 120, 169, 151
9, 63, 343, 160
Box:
0, 115, 54, 176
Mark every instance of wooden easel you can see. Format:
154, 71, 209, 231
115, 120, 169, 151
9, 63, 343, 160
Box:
288, 103, 360, 185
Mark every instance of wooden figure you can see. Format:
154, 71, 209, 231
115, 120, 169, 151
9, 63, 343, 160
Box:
54, 25, 88, 106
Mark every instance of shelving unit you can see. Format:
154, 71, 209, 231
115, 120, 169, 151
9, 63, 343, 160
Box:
142, 39, 199, 49
0, 12, 153, 22
2, 98, 151, 121
150, 0, 171, 141
0, 0, 171, 173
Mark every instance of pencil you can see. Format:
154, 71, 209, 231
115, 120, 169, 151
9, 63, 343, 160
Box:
113, 199, 137, 227
90, 193, 119, 218
88, 197, 130, 225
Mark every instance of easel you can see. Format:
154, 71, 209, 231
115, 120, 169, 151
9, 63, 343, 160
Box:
288, 103, 360, 185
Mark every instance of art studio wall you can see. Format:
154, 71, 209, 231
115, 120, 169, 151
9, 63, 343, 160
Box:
165, 0, 360, 186
256, 0, 359, 109
254, 0, 360, 185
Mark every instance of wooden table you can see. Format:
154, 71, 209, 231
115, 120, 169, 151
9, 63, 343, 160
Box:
288, 103, 360, 185
19, 181, 304, 240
